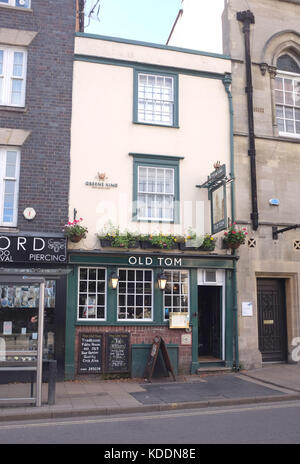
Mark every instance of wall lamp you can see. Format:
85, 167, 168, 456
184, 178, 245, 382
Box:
110, 272, 119, 289
157, 272, 167, 290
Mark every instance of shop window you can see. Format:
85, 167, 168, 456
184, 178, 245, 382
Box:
132, 154, 180, 223
117, 268, 153, 321
163, 270, 189, 320
133, 68, 178, 127
0, 280, 56, 358
0, 0, 31, 8
275, 53, 300, 138
78, 267, 106, 320
0, 147, 20, 227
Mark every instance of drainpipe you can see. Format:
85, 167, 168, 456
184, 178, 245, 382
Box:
237, 10, 259, 231
223, 73, 239, 371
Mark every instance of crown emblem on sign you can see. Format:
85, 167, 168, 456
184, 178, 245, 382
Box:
213, 161, 221, 169
97, 172, 107, 181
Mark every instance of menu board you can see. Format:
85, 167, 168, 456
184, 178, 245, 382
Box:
105, 333, 130, 373
79, 334, 103, 374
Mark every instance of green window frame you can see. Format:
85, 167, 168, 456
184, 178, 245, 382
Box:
133, 67, 179, 128
131, 153, 181, 224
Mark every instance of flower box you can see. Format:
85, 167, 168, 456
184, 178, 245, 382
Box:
99, 238, 113, 247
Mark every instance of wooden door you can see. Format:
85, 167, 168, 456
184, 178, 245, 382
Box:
257, 279, 287, 362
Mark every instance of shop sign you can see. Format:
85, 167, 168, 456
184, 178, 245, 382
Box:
128, 256, 182, 267
0, 235, 67, 264
85, 172, 118, 189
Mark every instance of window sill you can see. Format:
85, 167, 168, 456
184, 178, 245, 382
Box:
0, 226, 18, 232
0, 105, 27, 113
133, 121, 180, 129
0, 4, 32, 12
278, 132, 300, 141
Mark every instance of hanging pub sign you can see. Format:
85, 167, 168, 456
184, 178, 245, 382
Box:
0, 235, 67, 264
211, 184, 226, 234
197, 163, 227, 234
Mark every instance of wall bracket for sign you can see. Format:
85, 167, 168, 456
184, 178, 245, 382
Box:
144, 336, 176, 383
272, 224, 299, 240
196, 165, 234, 193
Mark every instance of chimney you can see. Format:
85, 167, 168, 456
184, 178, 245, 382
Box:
76, 0, 85, 32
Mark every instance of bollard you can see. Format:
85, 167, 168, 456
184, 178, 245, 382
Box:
47, 359, 57, 405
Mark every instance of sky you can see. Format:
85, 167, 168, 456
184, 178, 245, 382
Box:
84, 0, 224, 52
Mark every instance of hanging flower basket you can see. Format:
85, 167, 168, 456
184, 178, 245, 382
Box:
223, 240, 240, 249
223, 222, 248, 249
69, 234, 85, 243
63, 218, 88, 243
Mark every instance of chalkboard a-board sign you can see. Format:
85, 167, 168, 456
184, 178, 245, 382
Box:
79, 334, 103, 374
144, 336, 176, 382
106, 333, 130, 373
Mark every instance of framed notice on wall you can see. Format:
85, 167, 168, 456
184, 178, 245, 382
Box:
169, 312, 189, 329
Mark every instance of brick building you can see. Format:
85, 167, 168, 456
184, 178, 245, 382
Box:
0, 0, 76, 379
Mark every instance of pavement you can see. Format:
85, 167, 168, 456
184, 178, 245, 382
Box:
0, 363, 300, 422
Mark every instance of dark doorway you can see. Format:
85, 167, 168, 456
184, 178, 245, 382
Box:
198, 286, 222, 359
257, 278, 287, 363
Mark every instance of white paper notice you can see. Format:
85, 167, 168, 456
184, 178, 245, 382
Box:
242, 302, 253, 317
3, 321, 12, 335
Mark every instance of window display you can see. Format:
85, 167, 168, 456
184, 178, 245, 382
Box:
0, 280, 56, 360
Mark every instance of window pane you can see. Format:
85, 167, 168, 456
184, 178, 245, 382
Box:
275, 90, 284, 104
277, 118, 285, 132
275, 77, 283, 90
286, 120, 294, 133
117, 269, 152, 320
11, 79, 22, 105
163, 270, 189, 319
0, 50, 3, 75
137, 72, 174, 125
285, 107, 294, 119
5, 151, 17, 177
78, 268, 106, 320
284, 92, 294, 105
276, 106, 284, 118
284, 79, 293, 92
13, 52, 23, 77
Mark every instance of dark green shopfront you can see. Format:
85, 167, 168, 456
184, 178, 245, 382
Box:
65, 250, 238, 380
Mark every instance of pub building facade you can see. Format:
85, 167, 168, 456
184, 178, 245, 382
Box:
65, 33, 238, 379
0, 0, 76, 380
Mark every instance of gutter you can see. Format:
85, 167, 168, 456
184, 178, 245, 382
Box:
237, 10, 259, 231
223, 73, 239, 371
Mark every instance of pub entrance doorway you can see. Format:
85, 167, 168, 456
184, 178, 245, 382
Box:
198, 286, 222, 360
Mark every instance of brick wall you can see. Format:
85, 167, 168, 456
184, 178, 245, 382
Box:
75, 325, 193, 376
0, 1, 76, 233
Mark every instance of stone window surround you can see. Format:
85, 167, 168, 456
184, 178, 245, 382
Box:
0, 27, 37, 48
259, 31, 300, 138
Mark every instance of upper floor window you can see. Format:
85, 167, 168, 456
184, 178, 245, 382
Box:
0, 46, 27, 107
0, 0, 31, 8
0, 148, 20, 227
132, 154, 181, 223
275, 53, 300, 138
134, 69, 178, 127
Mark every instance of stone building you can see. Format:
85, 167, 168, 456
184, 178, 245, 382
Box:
0, 0, 76, 380
222, 0, 300, 368
168, 0, 300, 369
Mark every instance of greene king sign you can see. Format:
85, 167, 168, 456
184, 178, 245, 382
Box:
0, 235, 67, 263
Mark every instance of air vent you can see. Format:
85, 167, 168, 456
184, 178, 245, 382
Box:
205, 270, 217, 283
248, 238, 256, 248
